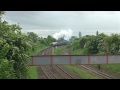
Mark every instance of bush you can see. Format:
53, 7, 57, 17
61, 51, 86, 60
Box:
0, 59, 15, 79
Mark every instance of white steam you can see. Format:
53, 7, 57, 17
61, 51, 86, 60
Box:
53, 29, 73, 40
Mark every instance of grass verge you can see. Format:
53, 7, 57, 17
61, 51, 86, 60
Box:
71, 49, 84, 55
65, 65, 100, 79
53, 46, 66, 55
30, 44, 48, 56
28, 66, 38, 79
28, 44, 48, 79
71, 49, 120, 74
93, 64, 120, 72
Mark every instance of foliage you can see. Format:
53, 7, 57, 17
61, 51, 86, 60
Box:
0, 11, 55, 79
46, 35, 56, 45
69, 36, 77, 42
70, 38, 80, 50
0, 59, 15, 79
53, 46, 67, 55
70, 32, 120, 55
28, 66, 38, 79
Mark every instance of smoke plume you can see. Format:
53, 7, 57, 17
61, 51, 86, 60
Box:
52, 29, 73, 40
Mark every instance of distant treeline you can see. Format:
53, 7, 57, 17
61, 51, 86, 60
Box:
70, 32, 120, 54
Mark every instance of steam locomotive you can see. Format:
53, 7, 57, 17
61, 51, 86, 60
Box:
51, 41, 68, 47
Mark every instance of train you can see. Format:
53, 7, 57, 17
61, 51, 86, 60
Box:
51, 41, 68, 47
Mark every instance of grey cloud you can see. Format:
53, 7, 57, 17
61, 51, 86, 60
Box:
2, 11, 120, 37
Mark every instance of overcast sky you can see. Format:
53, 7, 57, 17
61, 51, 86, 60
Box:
2, 11, 120, 38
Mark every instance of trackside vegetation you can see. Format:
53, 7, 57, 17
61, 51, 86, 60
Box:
0, 11, 56, 79
68, 31, 120, 75
65, 65, 100, 79
53, 31, 120, 78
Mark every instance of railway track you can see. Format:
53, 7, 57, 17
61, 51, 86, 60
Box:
37, 47, 53, 79
52, 65, 72, 79
61, 48, 115, 79
37, 66, 48, 79
46, 65, 66, 79
37, 48, 50, 55
37, 47, 52, 55
40, 65, 83, 79
37, 46, 116, 79
37, 47, 81, 79
61, 49, 71, 55
45, 48, 52, 55
57, 65, 83, 79
60, 49, 83, 79
78, 65, 114, 79
41, 65, 55, 79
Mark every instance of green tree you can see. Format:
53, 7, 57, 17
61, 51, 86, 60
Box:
69, 36, 77, 42
27, 32, 38, 43
0, 11, 32, 78
47, 35, 56, 45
